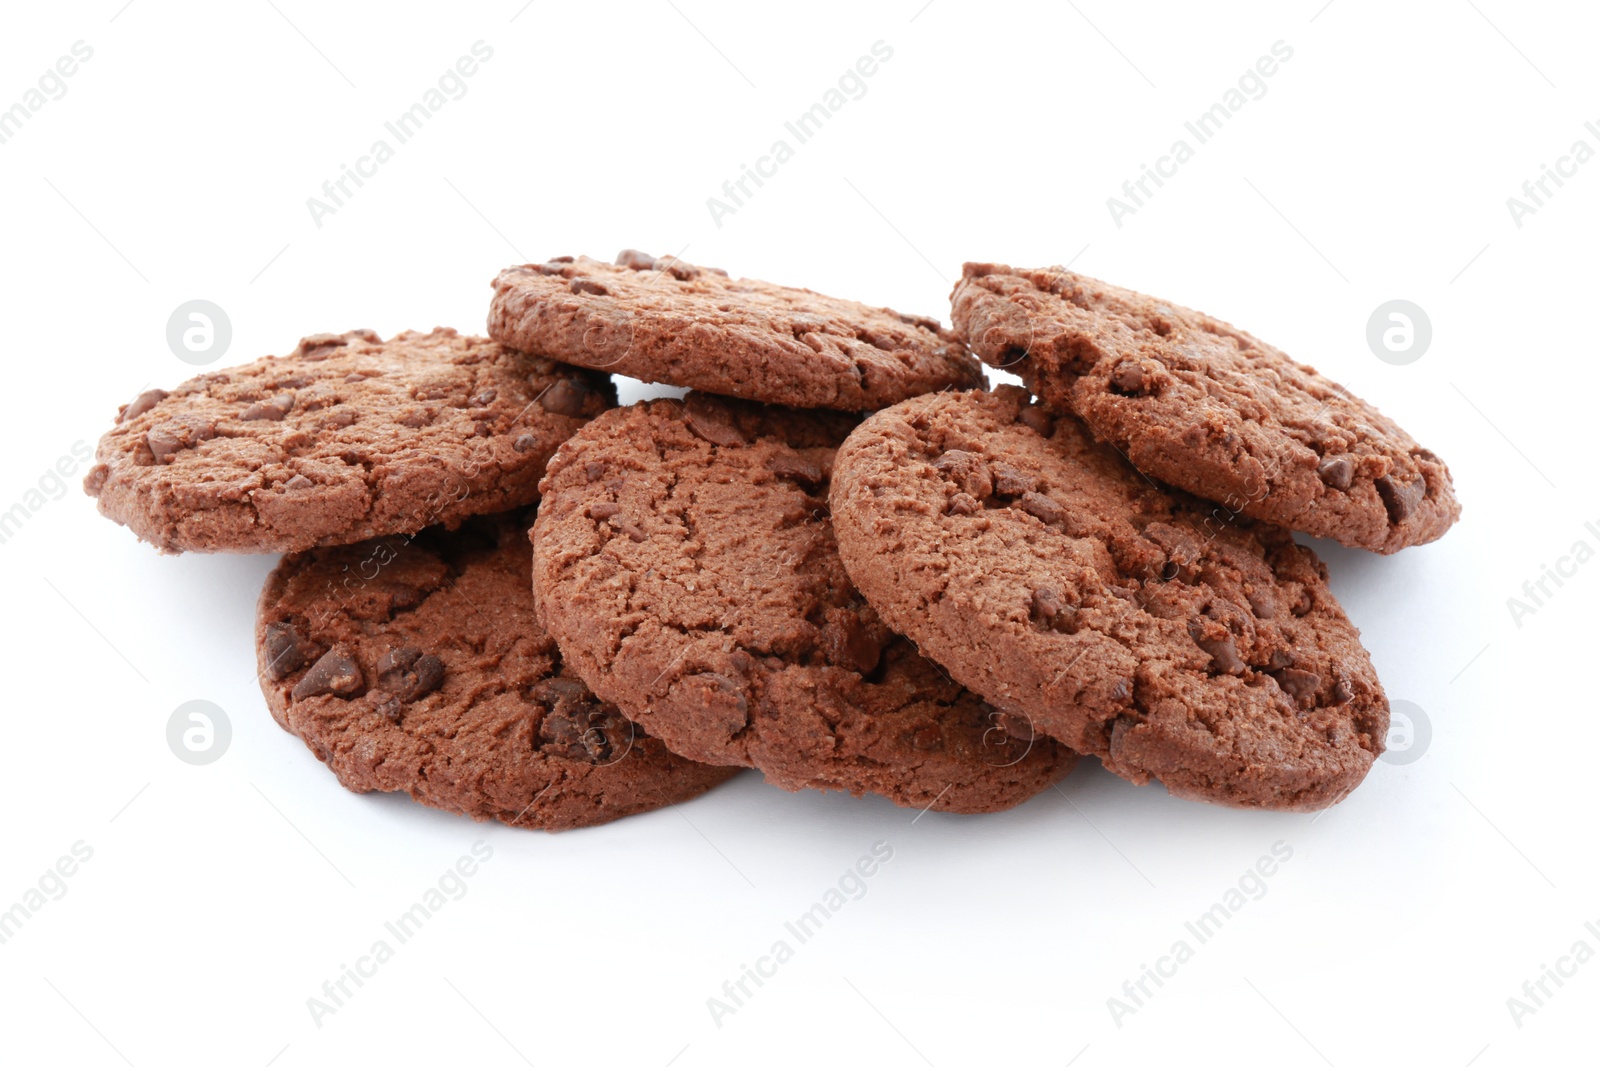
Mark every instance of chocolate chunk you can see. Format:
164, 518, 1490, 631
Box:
932, 450, 993, 500
1030, 587, 1075, 633
570, 278, 609, 297
620, 523, 647, 542
587, 501, 621, 520
377, 647, 445, 702
285, 474, 313, 490
1017, 404, 1054, 437
1275, 668, 1320, 703
1268, 648, 1295, 670
616, 249, 657, 271
119, 389, 168, 423
1317, 455, 1354, 490
538, 704, 613, 762
820, 612, 884, 674
146, 418, 215, 462
539, 378, 593, 417
1331, 677, 1354, 704
1110, 360, 1146, 394
375, 696, 404, 722
684, 395, 748, 447
1376, 470, 1426, 524
1019, 491, 1067, 526
262, 622, 307, 680
989, 462, 1035, 496
1246, 589, 1276, 619
291, 647, 365, 700
1187, 619, 1245, 674
767, 450, 824, 486
513, 434, 537, 452
947, 492, 980, 515
241, 393, 295, 421
584, 461, 606, 481
470, 389, 498, 406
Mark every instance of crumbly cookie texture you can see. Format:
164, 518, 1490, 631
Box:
257, 513, 738, 832
950, 263, 1459, 553
531, 394, 1076, 813
85, 328, 614, 553
488, 250, 983, 411
830, 387, 1388, 811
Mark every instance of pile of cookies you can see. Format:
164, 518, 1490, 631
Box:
84, 252, 1459, 829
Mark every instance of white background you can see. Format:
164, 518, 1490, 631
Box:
1, 2, 1593, 1064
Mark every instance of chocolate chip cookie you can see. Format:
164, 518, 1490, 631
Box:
257, 512, 738, 832
530, 395, 1076, 813
830, 387, 1388, 811
488, 251, 983, 411
951, 264, 1459, 553
85, 328, 614, 553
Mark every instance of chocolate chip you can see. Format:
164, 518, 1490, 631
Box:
947, 492, 980, 515
539, 704, 614, 762
284, 474, 313, 491
1268, 649, 1295, 670
119, 389, 168, 423
820, 612, 884, 674
377, 647, 445, 702
1187, 619, 1245, 674
659, 258, 700, 281
145, 418, 215, 462
241, 393, 295, 421
989, 462, 1035, 496
1110, 360, 1146, 394
1030, 588, 1076, 632
1376, 470, 1426, 524
932, 450, 993, 500
684, 395, 748, 447
1317, 455, 1354, 490
539, 378, 592, 417
1246, 589, 1276, 619
343, 372, 368, 384
1017, 404, 1054, 437
1331, 677, 1354, 704
262, 622, 307, 680
1275, 668, 1321, 703
587, 501, 621, 520
326, 410, 357, 429
570, 278, 609, 296
549, 255, 575, 264
513, 434, 537, 452
910, 725, 944, 751
620, 523, 647, 542
584, 462, 606, 481
767, 450, 823, 486
376, 696, 404, 722
1019, 491, 1067, 527
470, 388, 498, 406
292, 647, 365, 700
616, 249, 657, 271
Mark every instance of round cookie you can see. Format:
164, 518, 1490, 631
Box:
85, 328, 614, 553
950, 263, 1459, 553
488, 251, 983, 411
530, 394, 1075, 813
257, 512, 738, 832
830, 387, 1389, 812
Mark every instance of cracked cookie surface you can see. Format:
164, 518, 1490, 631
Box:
830, 387, 1388, 811
257, 512, 738, 832
951, 263, 1459, 553
488, 251, 983, 411
85, 328, 614, 553
530, 394, 1075, 813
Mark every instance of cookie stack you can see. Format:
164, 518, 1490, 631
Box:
84, 252, 1459, 829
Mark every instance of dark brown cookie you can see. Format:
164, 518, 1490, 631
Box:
951, 263, 1459, 553
530, 395, 1076, 813
830, 387, 1388, 811
257, 513, 738, 832
488, 251, 983, 411
85, 328, 614, 553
